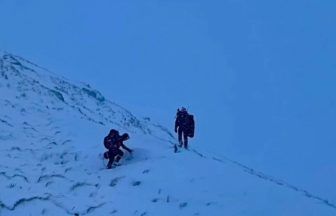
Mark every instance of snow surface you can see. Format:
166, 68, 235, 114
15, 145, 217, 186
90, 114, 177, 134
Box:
0, 52, 335, 215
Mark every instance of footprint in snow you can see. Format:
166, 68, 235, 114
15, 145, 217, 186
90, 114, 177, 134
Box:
179, 202, 188, 209
132, 181, 141, 186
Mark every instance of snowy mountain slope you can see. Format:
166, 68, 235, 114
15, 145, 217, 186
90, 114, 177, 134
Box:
0, 52, 335, 216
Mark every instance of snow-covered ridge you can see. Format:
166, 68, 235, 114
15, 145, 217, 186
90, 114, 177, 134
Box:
0, 51, 174, 140
0, 51, 179, 215
1, 52, 335, 216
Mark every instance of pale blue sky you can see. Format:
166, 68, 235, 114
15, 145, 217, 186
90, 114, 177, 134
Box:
1, 0, 336, 193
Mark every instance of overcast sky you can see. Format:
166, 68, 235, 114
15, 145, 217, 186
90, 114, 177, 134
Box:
1, 0, 336, 191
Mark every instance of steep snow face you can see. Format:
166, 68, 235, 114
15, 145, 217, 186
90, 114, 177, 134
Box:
0, 52, 335, 216
0, 52, 174, 138
0, 52, 173, 215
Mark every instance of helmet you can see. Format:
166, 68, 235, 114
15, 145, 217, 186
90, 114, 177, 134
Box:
109, 129, 119, 136
121, 133, 130, 141
181, 107, 187, 112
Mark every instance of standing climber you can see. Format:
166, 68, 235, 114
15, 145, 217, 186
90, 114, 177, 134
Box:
174, 107, 195, 150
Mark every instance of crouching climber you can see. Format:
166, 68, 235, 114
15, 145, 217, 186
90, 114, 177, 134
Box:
103, 129, 133, 169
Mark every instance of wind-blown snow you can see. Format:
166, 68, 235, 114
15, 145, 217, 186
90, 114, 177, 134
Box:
0, 52, 335, 215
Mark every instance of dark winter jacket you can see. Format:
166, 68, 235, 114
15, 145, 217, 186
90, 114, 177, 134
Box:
104, 133, 132, 153
175, 110, 195, 137
104, 134, 119, 149
175, 110, 190, 131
